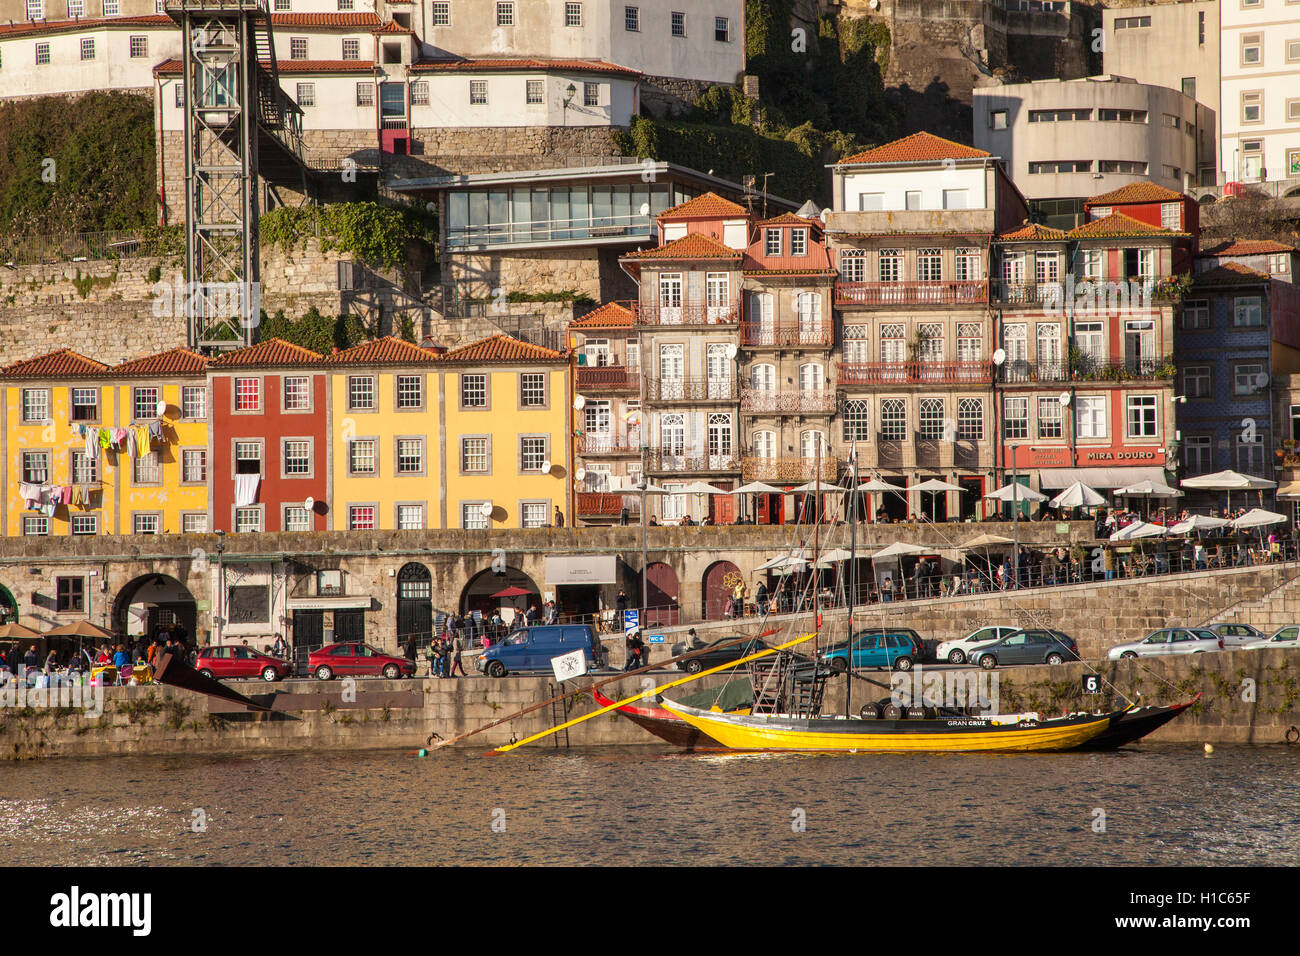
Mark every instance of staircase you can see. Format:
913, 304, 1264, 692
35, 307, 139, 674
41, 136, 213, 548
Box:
747, 652, 830, 717
1195, 563, 1300, 631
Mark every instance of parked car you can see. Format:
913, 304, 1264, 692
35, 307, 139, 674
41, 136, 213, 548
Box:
936, 626, 1021, 665
1206, 623, 1268, 647
675, 636, 766, 674
477, 624, 604, 677
308, 642, 416, 680
1106, 628, 1224, 660
819, 628, 924, 673
969, 629, 1080, 670
196, 645, 293, 682
1243, 625, 1300, 650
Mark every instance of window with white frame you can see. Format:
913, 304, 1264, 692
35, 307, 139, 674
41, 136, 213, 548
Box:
35, 42, 50, 65
584, 82, 599, 107
461, 374, 487, 407
1233, 296, 1263, 327
342, 38, 359, 60
1074, 321, 1104, 363
470, 79, 488, 104
751, 430, 776, 459
799, 429, 825, 462
879, 249, 903, 283
526, 79, 544, 104
348, 505, 377, 530
785, 227, 807, 256
954, 248, 980, 281
130, 35, 148, 58
1235, 363, 1266, 395
432, 2, 449, 26
283, 507, 311, 532
23, 516, 49, 536
625, 5, 639, 31
840, 250, 866, 282
671, 10, 685, 36
1237, 434, 1265, 474
1269, 253, 1292, 275
183, 513, 209, 533
843, 325, 869, 363
520, 372, 546, 407
1081, 249, 1103, 278
715, 16, 729, 41
338, 0, 353, 10
1184, 365, 1211, 398
290, 37, 308, 59
133, 453, 160, 485
919, 398, 944, 439
274, 0, 289, 9
296, 83, 315, 107
1076, 396, 1105, 438
396, 375, 422, 408
661, 413, 685, 455
750, 363, 775, 391
69, 0, 83, 15
175, 83, 185, 107
398, 504, 424, 530
463, 503, 490, 529
411, 81, 429, 106
235, 377, 261, 411
1182, 298, 1209, 329
842, 401, 870, 442
565, 2, 582, 27
70, 387, 97, 421
133, 386, 160, 422
235, 508, 262, 533
520, 437, 547, 472
72, 451, 98, 484
917, 248, 942, 283
1184, 436, 1212, 475
957, 323, 982, 362
1161, 202, 1181, 230
1241, 33, 1261, 67
348, 375, 375, 410
134, 514, 160, 534
1037, 397, 1062, 439
585, 400, 611, 436
22, 388, 49, 422
235, 441, 262, 475
461, 437, 488, 473
957, 398, 983, 440
357, 82, 375, 107
71, 514, 98, 536
1126, 395, 1157, 438
182, 384, 207, 419
183, 449, 207, 483
880, 399, 906, 441
22, 451, 50, 484
1004, 397, 1029, 440
765, 228, 782, 256
522, 503, 547, 529
496, 2, 514, 27
283, 440, 311, 475
349, 439, 376, 475
396, 438, 423, 474
282, 375, 310, 411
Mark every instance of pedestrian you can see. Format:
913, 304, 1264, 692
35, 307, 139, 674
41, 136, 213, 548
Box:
449, 637, 466, 677
423, 638, 438, 677
616, 589, 628, 615
623, 628, 644, 671
756, 580, 769, 614
23, 644, 38, 670
544, 600, 558, 625
554, 506, 564, 528
1104, 546, 1116, 581
732, 580, 747, 618
44, 647, 59, 674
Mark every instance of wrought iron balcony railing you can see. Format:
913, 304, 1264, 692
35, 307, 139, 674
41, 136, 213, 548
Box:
576, 365, 639, 391
740, 390, 837, 414
632, 302, 740, 326
740, 456, 840, 483
645, 450, 741, 473
740, 320, 834, 348
645, 377, 739, 402
993, 280, 1065, 307
837, 360, 994, 386
998, 357, 1174, 383
835, 280, 987, 307
577, 432, 641, 456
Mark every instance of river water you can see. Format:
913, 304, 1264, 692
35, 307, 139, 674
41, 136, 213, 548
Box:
0, 745, 1296, 866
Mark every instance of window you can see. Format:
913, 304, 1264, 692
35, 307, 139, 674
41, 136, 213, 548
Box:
496, 2, 513, 27
1081, 249, 1103, 278
1269, 253, 1292, 275
1161, 203, 1181, 231
134, 453, 160, 485
1233, 296, 1263, 327
410, 81, 429, 106
348, 375, 375, 411
349, 439, 377, 475
461, 437, 488, 473
342, 38, 359, 60
879, 249, 902, 283
840, 250, 866, 282
520, 437, 547, 472
990, 110, 1007, 130
235, 377, 261, 411
880, 399, 906, 441
843, 401, 870, 442
69, 0, 83, 15
957, 398, 983, 440
282, 376, 310, 411
1289, 99, 1300, 122
71, 515, 98, 536
526, 79, 544, 104
1242, 92, 1262, 124
274, 0, 290, 9
338, 0, 353, 9
520, 372, 546, 407
954, 248, 980, 282
72, 451, 98, 484
1037, 397, 1062, 439
671, 11, 685, 36
396, 438, 423, 474
905, 191, 922, 210
765, 228, 782, 256
183, 449, 207, 483
1185, 436, 1212, 475
357, 82, 375, 107
1182, 299, 1209, 329
235, 441, 262, 475
22, 452, 50, 484
715, 17, 729, 42
398, 505, 424, 530
1076, 396, 1105, 438
1241, 33, 1261, 66
1183, 365, 1211, 399
432, 1, 449, 25
133, 514, 160, 535
56, 578, 85, 613
182, 385, 207, 419
625, 6, 639, 31
283, 507, 311, 532
1126, 395, 1157, 438
943, 189, 968, 210
470, 80, 487, 105
23, 516, 49, 536
35, 43, 49, 66
129, 36, 147, 58
1237, 434, 1265, 474
461, 374, 487, 407
919, 398, 944, 440
857, 193, 884, 211
1289, 40, 1300, 63
957, 323, 982, 362
565, 2, 582, 27
917, 248, 942, 283
296, 83, 315, 107
1099, 160, 1148, 175
1028, 160, 1092, 174
22, 388, 49, 423
786, 228, 808, 257
103, 0, 117, 11
1113, 15, 1151, 29
290, 37, 308, 59
283, 440, 311, 476
175, 83, 185, 107
581, 81, 598, 107
395, 375, 422, 408
235, 508, 262, 533
521, 503, 547, 529
463, 503, 490, 530
1235, 363, 1266, 395
1004, 397, 1028, 440
179, 513, 206, 533
348, 505, 377, 530
133, 386, 160, 422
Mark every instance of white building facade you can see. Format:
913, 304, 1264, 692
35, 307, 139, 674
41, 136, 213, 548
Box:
1220, 0, 1300, 188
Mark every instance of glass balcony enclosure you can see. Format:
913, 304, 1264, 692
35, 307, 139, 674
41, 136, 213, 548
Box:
446, 182, 678, 249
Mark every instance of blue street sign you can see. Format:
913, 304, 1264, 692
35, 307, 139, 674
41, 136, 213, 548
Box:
623, 609, 639, 634
647, 634, 666, 644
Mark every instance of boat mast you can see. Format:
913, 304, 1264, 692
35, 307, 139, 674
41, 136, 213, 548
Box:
812, 441, 821, 663
846, 441, 857, 718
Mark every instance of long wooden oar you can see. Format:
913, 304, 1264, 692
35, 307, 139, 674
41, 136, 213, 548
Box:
428, 628, 780, 750
488, 631, 819, 754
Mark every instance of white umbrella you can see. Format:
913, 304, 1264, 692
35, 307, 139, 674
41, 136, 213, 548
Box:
984, 482, 1048, 503
859, 477, 906, 493
731, 482, 785, 495
913, 478, 964, 493
680, 481, 728, 495
756, 551, 807, 571
1050, 481, 1106, 509
871, 542, 927, 559
1113, 479, 1183, 498
961, 533, 1014, 550
631, 481, 670, 494
788, 480, 848, 493
1231, 508, 1287, 530
1110, 520, 1168, 541
1180, 470, 1276, 490
1169, 514, 1229, 534
813, 548, 855, 568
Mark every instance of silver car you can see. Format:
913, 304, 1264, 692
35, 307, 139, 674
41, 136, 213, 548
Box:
1107, 627, 1224, 660
935, 625, 1021, 665
1207, 623, 1268, 647
1243, 625, 1300, 650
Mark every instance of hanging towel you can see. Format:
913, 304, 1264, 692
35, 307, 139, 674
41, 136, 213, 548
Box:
126, 429, 136, 458
148, 420, 163, 442
60, 486, 73, 505
19, 482, 40, 507
141, 424, 153, 449
84, 431, 96, 459
234, 473, 260, 507
98, 429, 110, 450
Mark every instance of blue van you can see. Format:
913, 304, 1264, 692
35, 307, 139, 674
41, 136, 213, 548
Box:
819, 628, 924, 672
477, 625, 604, 677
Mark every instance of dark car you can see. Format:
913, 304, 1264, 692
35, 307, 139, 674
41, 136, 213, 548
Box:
970, 629, 1080, 670
477, 624, 604, 677
674, 636, 766, 674
820, 628, 925, 672
196, 645, 293, 682
308, 642, 416, 680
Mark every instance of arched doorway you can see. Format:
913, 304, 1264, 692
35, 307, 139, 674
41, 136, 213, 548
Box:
702, 560, 742, 620
113, 574, 197, 645
0, 584, 17, 625
644, 562, 680, 626
397, 563, 433, 648
460, 565, 542, 624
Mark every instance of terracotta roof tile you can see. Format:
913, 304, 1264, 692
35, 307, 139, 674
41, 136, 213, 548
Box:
0, 15, 170, 37
411, 57, 638, 77
755, 212, 818, 227
622, 232, 744, 261
270, 12, 382, 27
1194, 262, 1271, 286
110, 348, 209, 377
658, 192, 749, 219
1068, 212, 1185, 240
569, 302, 634, 329
373, 19, 415, 34
1, 349, 109, 379
998, 222, 1069, 242
1086, 182, 1185, 205
320, 336, 441, 365
1199, 239, 1297, 257
209, 339, 324, 368
838, 132, 989, 166
439, 334, 566, 364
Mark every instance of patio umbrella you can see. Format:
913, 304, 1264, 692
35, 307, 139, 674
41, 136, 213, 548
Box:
1050, 481, 1106, 509
44, 619, 115, 661
859, 478, 906, 492
1180, 469, 1276, 512
1231, 508, 1287, 529
788, 480, 848, 493
1169, 514, 1229, 535
913, 479, 964, 493
756, 551, 807, 572
961, 532, 1014, 549
812, 547, 855, 568
983, 482, 1048, 502
1113, 479, 1182, 497
871, 542, 927, 559
731, 482, 785, 495
0, 622, 41, 640
490, 586, 532, 599
1109, 521, 1167, 541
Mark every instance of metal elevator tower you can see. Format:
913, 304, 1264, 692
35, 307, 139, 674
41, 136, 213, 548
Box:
164, 0, 304, 351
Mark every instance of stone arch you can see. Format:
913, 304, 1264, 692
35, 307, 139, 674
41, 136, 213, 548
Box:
459, 565, 542, 624
112, 573, 197, 647
643, 561, 680, 626
0, 583, 17, 625
396, 562, 433, 647
702, 560, 742, 620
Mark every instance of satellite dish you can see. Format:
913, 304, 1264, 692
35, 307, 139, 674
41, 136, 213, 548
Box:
479, 502, 494, 518
576, 468, 586, 481
869, 0, 880, 8
639, 202, 650, 216
573, 395, 587, 410
819, 209, 830, 224
992, 348, 1007, 366
304, 497, 315, 511
541, 458, 553, 473
724, 343, 738, 359
1256, 371, 1270, 387
155, 400, 167, 417
1058, 391, 1071, 407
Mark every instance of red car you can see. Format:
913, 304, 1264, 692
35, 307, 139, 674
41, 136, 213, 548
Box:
308, 642, 416, 680
196, 645, 293, 682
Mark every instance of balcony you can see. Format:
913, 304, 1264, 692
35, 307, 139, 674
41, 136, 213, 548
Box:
835, 280, 988, 307
645, 377, 739, 402
999, 356, 1175, 383
993, 281, 1065, 307
824, 208, 996, 236
632, 302, 740, 326
576, 365, 639, 392
740, 320, 834, 348
645, 450, 740, 473
577, 432, 641, 456
838, 360, 994, 386
998, 359, 1069, 383
740, 389, 837, 415
576, 492, 640, 519
741, 456, 840, 483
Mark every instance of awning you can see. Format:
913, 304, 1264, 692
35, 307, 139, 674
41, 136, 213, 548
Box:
1278, 481, 1300, 498
1037, 467, 1167, 490
286, 596, 374, 611
544, 554, 618, 585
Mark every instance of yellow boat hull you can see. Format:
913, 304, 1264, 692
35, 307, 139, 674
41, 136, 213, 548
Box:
659, 700, 1114, 753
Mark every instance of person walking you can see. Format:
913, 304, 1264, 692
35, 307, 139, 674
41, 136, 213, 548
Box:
623, 628, 644, 671
449, 637, 466, 677
423, 639, 439, 678
755, 580, 769, 615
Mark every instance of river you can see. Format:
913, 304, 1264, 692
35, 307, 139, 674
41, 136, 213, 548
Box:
1, 745, 1296, 866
